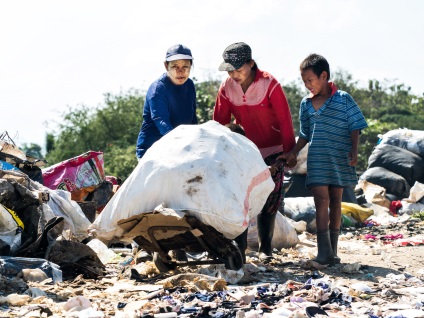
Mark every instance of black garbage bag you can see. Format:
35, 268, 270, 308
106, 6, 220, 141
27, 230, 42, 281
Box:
46, 240, 104, 280
368, 144, 424, 186
360, 167, 410, 199
85, 180, 113, 212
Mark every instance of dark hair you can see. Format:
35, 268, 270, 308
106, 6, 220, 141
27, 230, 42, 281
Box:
225, 123, 246, 136
300, 54, 330, 79
247, 59, 258, 71
165, 60, 193, 67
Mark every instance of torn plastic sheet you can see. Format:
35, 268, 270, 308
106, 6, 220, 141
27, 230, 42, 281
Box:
0, 256, 62, 283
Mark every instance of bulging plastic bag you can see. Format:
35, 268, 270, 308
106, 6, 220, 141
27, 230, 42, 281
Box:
0, 256, 62, 283
248, 212, 299, 250
378, 128, 424, 159
283, 197, 317, 232
42, 151, 105, 201
90, 121, 274, 241
341, 202, 374, 223
0, 204, 24, 253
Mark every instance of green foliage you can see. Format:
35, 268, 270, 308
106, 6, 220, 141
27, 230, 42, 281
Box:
194, 77, 221, 123
45, 133, 55, 153
103, 144, 139, 180
45, 89, 144, 180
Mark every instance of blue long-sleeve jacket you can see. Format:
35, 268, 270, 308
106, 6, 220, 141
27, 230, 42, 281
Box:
136, 73, 197, 158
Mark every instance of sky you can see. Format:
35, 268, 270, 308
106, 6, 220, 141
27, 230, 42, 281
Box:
1, 0, 423, 151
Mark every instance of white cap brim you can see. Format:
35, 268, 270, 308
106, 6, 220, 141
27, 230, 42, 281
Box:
165, 54, 193, 62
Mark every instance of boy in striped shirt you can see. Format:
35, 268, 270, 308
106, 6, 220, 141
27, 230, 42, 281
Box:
282, 54, 367, 266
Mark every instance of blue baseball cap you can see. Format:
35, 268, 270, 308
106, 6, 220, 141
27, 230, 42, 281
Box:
165, 44, 193, 62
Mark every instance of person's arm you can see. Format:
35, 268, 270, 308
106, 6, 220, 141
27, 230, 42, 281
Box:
268, 82, 297, 167
280, 137, 308, 162
269, 83, 296, 153
349, 130, 360, 166
279, 98, 309, 167
192, 103, 198, 124
345, 93, 367, 166
191, 82, 198, 124
150, 89, 174, 135
213, 85, 232, 125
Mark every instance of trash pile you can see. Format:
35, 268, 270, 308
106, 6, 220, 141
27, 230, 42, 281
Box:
1, 126, 424, 317
360, 129, 424, 203
1, 218, 424, 317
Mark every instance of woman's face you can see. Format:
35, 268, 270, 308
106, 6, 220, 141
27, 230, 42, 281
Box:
165, 59, 192, 85
227, 60, 254, 88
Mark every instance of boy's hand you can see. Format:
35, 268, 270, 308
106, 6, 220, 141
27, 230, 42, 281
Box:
287, 157, 297, 168
349, 148, 358, 166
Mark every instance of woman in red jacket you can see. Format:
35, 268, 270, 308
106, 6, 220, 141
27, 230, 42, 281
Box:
213, 42, 297, 261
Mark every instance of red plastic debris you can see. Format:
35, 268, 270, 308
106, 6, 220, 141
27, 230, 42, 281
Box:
389, 200, 402, 216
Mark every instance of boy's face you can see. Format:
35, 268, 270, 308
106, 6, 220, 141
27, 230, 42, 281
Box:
164, 59, 192, 85
301, 69, 328, 96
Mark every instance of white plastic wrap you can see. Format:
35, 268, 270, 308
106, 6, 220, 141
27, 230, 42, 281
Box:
31, 183, 92, 240
288, 137, 308, 175
90, 121, 274, 242
404, 181, 424, 203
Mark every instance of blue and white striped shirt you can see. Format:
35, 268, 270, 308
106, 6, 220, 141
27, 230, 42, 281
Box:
299, 85, 368, 187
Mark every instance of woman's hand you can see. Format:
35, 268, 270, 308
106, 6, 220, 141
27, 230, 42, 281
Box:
269, 165, 278, 176
278, 152, 297, 168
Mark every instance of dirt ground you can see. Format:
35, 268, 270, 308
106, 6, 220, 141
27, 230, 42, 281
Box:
278, 218, 424, 283
1, 218, 424, 317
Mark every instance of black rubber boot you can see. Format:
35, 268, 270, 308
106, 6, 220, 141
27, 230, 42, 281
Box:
257, 212, 276, 260
312, 230, 335, 266
330, 229, 341, 264
234, 229, 248, 264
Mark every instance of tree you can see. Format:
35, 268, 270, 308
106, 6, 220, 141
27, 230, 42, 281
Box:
194, 77, 221, 123
45, 89, 143, 179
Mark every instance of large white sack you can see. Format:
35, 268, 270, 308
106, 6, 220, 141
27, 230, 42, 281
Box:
90, 121, 274, 242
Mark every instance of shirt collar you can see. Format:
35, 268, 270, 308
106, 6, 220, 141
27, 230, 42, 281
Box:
307, 82, 338, 99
